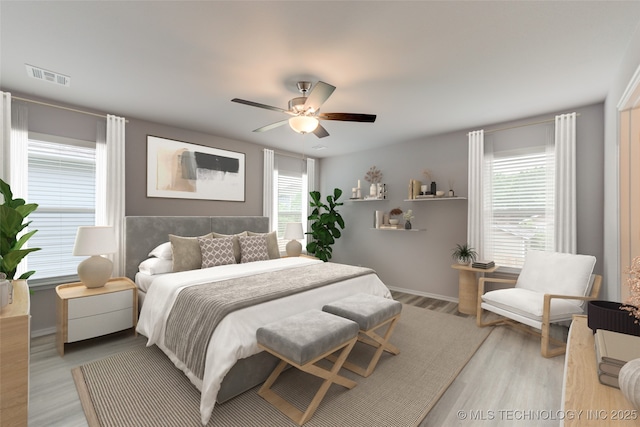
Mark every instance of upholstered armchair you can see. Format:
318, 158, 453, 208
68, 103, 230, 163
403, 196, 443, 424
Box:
476, 250, 602, 358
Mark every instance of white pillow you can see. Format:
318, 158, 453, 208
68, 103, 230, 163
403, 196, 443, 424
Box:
149, 242, 172, 260
516, 250, 596, 296
138, 257, 173, 275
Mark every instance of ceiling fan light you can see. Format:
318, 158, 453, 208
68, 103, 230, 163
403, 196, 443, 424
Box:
289, 116, 319, 134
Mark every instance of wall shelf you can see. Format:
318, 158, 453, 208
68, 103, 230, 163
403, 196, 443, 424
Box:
403, 197, 467, 202
370, 228, 425, 231
348, 198, 387, 202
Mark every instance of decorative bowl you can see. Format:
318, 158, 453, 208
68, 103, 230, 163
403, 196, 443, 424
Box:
389, 219, 399, 225
435, 190, 445, 197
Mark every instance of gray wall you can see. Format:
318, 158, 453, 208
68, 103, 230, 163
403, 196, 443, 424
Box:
603, 23, 640, 302
319, 102, 604, 300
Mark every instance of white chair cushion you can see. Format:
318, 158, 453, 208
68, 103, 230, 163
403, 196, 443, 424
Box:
515, 250, 596, 296
482, 288, 584, 323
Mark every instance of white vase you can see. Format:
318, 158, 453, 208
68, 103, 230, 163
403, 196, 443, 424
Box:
620, 358, 640, 409
369, 183, 377, 197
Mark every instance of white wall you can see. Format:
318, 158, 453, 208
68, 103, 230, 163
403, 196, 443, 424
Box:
320, 103, 604, 300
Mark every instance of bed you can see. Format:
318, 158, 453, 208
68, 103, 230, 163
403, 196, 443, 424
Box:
124, 216, 392, 425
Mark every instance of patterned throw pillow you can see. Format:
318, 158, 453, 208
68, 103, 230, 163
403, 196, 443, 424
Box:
198, 236, 236, 268
246, 231, 281, 259
238, 235, 270, 263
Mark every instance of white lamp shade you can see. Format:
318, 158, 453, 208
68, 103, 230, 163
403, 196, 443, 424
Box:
73, 226, 117, 256
289, 116, 319, 134
284, 223, 304, 240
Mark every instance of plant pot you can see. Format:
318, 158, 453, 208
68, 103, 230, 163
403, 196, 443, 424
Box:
587, 300, 640, 336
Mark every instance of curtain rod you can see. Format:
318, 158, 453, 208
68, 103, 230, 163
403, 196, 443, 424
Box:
478, 113, 581, 135
12, 95, 128, 122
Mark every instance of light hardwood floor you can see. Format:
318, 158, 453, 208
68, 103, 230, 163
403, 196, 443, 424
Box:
28, 291, 565, 426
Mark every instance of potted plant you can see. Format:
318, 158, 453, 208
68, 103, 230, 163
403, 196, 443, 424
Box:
389, 207, 402, 225
306, 188, 345, 262
0, 178, 41, 281
451, 243, 477, 265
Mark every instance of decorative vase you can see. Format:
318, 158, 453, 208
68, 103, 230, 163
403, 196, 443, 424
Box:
620, 359, 640, 409
430, 182, 436, 195
404, 220, 412, 230
587, 300, 640, 336
369, 183, 377, 197
448, 190, 455, 197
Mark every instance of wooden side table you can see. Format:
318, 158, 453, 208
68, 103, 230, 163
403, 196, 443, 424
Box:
562, 315, 640, 426
451, 264, 499, 315
0, 279, 30, 426
56, 277, 137, 356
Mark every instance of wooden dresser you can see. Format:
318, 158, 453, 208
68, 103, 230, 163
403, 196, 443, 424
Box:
0, 280, 30, 426
562, 315, 640, 426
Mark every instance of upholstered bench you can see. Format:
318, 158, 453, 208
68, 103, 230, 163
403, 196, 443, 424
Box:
256, 309, 360, 426
323, 293, 402, 377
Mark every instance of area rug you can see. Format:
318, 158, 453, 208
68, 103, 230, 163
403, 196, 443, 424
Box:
72, 305, 491, 427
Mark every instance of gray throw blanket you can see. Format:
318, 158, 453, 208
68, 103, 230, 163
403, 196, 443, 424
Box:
164, 262, 375, 380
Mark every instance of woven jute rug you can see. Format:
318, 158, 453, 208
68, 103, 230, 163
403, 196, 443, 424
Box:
72, 304, 491, 427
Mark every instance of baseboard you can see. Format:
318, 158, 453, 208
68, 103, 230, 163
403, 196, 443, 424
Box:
387, 285, 459, 304
31, 326, 56, 338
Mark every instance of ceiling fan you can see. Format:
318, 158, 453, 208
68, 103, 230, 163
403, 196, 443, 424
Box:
231, 81, 376, 138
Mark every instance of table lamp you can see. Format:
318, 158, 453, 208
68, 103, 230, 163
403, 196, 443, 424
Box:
283, 222, 304, 257
73, 226, 117, 288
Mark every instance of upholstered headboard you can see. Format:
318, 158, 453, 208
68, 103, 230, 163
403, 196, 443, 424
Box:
124, 216, 269, 280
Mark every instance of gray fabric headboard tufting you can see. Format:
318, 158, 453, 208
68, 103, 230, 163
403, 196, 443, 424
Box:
124, 216, 269, 280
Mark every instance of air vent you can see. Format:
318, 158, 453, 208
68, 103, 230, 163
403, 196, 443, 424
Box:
25, 64, 70, 87
312, 145, 327, 150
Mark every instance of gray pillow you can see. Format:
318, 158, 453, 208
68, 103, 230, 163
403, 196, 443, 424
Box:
212, 231, 247, 264
198, 236, 236, 268
239, 235, 270, 263
169, 233, 213, 272
247, 231, 280, 259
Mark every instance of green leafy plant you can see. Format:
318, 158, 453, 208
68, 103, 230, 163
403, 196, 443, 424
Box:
306, 188, 345, 262
451, 243, 477, 264
0, 178, 41, 280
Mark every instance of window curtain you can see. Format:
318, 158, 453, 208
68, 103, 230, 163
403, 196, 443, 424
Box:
0, 91, 10, 182
554, 112, 577, 253
467, 130, 485, 258
306, 157, 315, 246
96, 115, 126, 276
263, 148, 275, 231
4, 97, 29, 277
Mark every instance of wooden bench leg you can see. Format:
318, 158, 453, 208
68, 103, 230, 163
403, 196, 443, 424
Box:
329, 314, 401, 378
258, 337, 358, 426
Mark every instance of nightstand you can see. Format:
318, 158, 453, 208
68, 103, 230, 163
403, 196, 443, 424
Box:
56, 277, 138, 356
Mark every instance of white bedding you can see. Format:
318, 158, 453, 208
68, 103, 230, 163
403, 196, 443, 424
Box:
136, 257, 392, 425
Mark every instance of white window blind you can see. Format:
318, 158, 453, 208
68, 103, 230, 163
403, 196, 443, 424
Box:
485, 148, 554, 269
274, 155, 308, 253
27, 138, 96, 283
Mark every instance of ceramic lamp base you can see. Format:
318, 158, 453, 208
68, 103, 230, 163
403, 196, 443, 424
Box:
286, 240, 302, 257
77, 255, 113, 288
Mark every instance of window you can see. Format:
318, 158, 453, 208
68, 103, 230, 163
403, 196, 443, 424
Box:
27, 134, 96, 285
484, 127, 554, 269
274, 155, 308, 253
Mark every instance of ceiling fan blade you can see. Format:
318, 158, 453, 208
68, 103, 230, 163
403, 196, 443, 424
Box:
231, 98, 291, 115
304, 81, 336, 112
313, 124, 330, 138
318, 112, 377, 123
253, 120, 289, 133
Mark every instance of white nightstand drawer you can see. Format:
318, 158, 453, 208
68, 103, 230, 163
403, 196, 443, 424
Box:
67, 307, 133, 342
68, 289, 133, 320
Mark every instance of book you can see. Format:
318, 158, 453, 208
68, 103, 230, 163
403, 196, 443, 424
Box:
379, 225, 402, 229
472, 260, 495, 269
594, 329, 640, 372
597, 368, 620, 388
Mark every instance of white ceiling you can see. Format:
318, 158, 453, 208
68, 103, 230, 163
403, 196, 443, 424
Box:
2, 1, 640, 158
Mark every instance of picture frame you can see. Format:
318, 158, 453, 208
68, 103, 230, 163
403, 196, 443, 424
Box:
146, 135, 245, 202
